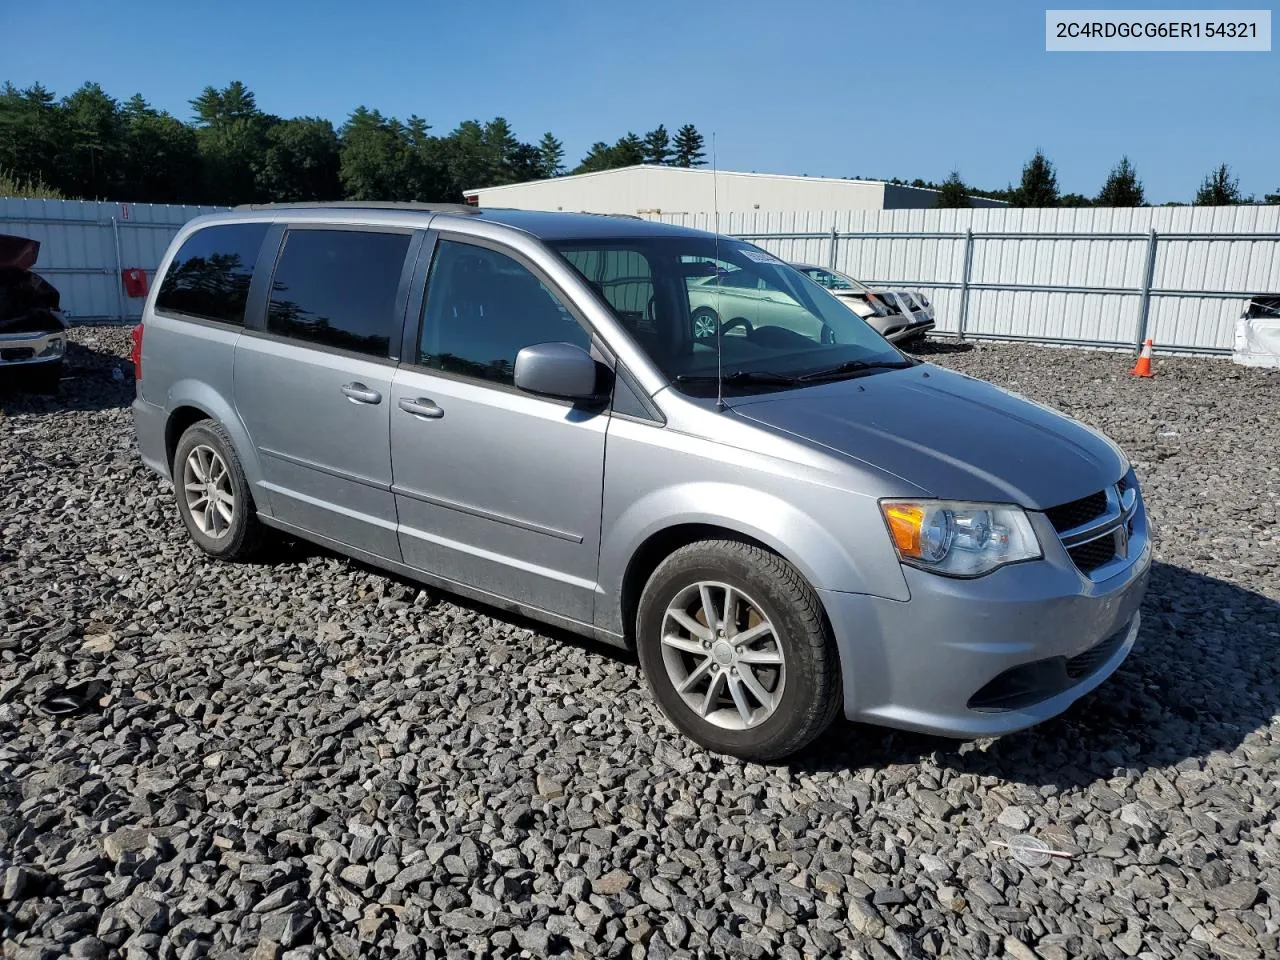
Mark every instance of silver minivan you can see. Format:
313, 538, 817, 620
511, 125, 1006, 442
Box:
131, 203, 1151, 761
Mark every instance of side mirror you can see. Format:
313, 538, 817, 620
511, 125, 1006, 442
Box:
513, 342, 601, 401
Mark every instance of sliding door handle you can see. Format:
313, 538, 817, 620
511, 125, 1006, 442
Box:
398, 396, 444, 419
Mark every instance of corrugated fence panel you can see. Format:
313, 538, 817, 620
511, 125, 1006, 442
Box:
0, 198, 227, 322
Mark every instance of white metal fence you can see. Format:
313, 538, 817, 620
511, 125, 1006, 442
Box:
5, 198, 1278, 353
654, 207, 1280, 354
0, 198, 227, 323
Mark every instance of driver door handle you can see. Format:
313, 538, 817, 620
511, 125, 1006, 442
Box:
341, 382, 382, 404
399, 396, 444, 419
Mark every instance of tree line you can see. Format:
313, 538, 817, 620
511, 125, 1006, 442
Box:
1, 80, 1276, 208
0, 80, 709, 206
922, 150, 1278, 208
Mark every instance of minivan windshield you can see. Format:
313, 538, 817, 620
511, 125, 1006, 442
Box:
553, 237, 909, 396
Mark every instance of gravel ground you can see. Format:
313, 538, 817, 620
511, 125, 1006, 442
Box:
1, 327, 1277, 960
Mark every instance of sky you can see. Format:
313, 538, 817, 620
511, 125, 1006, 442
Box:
2, 0, 1276, 203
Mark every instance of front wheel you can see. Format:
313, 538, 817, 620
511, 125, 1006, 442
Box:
636, 540, 842, 761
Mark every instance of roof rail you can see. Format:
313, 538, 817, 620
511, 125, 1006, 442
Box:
231, 200, 481, 215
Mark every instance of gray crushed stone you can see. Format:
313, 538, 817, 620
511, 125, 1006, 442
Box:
0, 327, 1276, 959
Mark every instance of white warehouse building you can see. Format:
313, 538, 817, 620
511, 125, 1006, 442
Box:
462, 164, 1006, 216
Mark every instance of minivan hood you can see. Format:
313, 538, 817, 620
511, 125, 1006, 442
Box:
730, 364, 1126, 509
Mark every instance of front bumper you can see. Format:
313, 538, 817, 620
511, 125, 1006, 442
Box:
819, 499, 1152, 738
884, 314, 936, 342
0, 329, 65, 369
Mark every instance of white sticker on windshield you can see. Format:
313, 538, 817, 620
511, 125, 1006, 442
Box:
740, 249, 782, 264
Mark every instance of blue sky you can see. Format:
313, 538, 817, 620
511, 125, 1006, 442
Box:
3, 0, 1275, 202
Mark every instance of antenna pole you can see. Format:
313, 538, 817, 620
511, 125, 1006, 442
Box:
712, 133, 725, 413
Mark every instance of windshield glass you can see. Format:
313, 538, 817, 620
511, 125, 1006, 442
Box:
553, 237, 907, 396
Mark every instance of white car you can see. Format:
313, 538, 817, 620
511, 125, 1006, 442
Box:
793, 263, 935, 343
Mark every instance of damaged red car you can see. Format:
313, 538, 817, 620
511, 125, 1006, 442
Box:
0, 234, 66, 394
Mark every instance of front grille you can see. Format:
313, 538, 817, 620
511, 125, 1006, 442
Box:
1068, 535, 1118, 574
1045, 490, 1108, 533
1, 348, 35, 362
1065, 625, 1128, 680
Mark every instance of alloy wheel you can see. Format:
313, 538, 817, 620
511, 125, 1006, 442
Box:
660, 581, 786, 730
182, 444, 235, 538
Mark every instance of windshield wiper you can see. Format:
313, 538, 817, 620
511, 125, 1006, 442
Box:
796, 358, 915, 382
674, 370, 800, 386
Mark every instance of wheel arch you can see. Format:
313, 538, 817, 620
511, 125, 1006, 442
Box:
163, 379, 269, 514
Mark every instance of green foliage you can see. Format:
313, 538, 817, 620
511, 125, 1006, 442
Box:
1095, 156, 1144, 206
8, 80, 1258, 208
1059, 193, 1093, 207
643, 125, 670, 165
573, 132, 646, 174
1013, 149, 1059, 207
259, 117, 341, 202
1194, 163, 1248, 205
537, 133, 564, 178
672, 124, 706, 167
1265, 189, 1280, 204
933, 171, 970, 208
0, 165, 63, 198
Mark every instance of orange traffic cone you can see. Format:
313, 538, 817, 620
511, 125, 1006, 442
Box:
1130, 338, 1154, 378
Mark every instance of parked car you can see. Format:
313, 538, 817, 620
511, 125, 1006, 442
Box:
0, 234, 66, 393
132, 203, 1150, 761
793, 263, 935, 343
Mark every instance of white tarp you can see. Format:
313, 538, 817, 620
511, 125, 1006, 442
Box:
1233, 317, 1280, 368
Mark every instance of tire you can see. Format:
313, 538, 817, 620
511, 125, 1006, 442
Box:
691, 307, 719, 340
172, 420, 266, 561
636, 539, 842, 762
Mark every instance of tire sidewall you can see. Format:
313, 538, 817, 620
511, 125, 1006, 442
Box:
172, 422, 255, 559
637, 547, 828, 759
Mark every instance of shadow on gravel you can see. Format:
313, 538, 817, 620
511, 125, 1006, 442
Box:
269, 537, 639, 666
0, 340, 134, 415
791, 561, 1280, 785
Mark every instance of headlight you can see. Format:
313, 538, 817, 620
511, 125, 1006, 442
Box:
879, 500, 1041, 577
37, 335, 65, 359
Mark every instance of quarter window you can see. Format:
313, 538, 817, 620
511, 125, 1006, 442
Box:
418, 240, 589, 385
155, 222, 267, 325
266, 229, 410, 358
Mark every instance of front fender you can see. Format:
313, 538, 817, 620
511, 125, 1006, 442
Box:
598, 479, 910, 636
166, 378, 271, 517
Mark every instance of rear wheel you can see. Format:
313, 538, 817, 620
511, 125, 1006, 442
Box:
636, 540, 842, 761
172, 420, 265, 561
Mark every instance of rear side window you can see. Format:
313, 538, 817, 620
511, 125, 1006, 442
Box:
155, 222, 268, 325
266, 229, 411, 358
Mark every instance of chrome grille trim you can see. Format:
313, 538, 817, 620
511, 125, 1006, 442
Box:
1050, 476, 1142, 580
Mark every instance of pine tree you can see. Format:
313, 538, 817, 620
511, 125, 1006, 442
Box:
1194, 163, 1245, 205
1095, 156, 1145, 206
537, 132, 564, 178
1013, 149, 1059, 207
613, 132, 645, 167
934, 171, 970, 208
642, 125, 670, 165
672, 124, 706, 167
